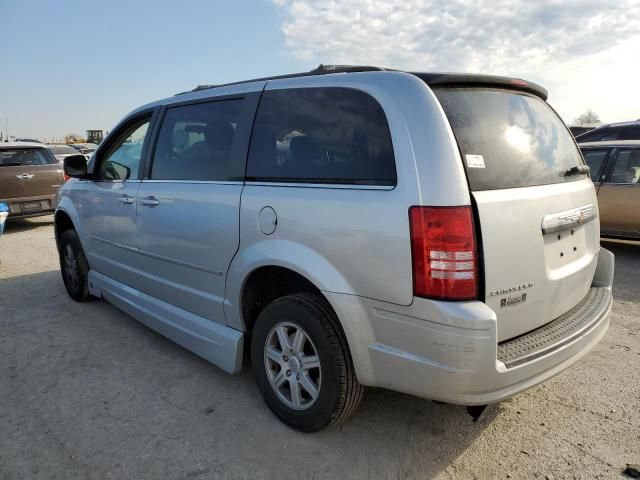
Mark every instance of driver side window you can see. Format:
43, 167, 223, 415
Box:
97, 119, 150, 181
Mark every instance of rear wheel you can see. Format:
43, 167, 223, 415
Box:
59, 229, 92, 302
251, 292, 364, 432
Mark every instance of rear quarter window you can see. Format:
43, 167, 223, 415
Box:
434, 88, 583, 191
246, 87, 396, 185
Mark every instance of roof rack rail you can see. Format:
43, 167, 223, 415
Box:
176, 64, 389, 95
175, 65, 549, 100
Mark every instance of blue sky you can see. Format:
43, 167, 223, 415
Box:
1, 0, 639, 140
0, 0, 307, 139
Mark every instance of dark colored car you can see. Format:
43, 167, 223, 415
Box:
47, 144, 82, 163
0, 142, 64, 219
576, 120, 640, 143
579, 140, 640, 239
569, 125, 597, 137
69, 143, 98, 155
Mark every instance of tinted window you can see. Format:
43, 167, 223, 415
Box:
575, 126, 638, 142
247, 87, 396, 185
434, 88, 583, 190
0, 148, 57, 166
580, 149, 609, 181
97, 119, 150, 181
576, 129, 611, 142
577, 125, 640, 142
619, 127, 640, 140
151, 100, 242, 181
607, 149, 640, 184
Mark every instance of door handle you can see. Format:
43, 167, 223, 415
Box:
140, 196, 160, 207
117, 195, 134, 204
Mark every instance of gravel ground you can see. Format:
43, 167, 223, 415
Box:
0, 216, 638, 480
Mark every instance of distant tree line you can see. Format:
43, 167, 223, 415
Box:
573, 109, 601, 126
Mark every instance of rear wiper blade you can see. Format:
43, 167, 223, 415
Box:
0, 162, 23, 167
564, 165, 590, 176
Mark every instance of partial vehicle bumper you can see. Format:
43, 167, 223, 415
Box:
325, 248, 614, 405
1, 194, 57, 219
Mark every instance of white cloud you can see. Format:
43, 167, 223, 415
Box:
274, 0, 640, 122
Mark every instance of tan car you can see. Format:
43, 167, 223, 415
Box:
0, 142, 65, 219
579, 140, 640, 239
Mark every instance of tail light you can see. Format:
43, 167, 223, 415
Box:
63, 174, 70, 182
409, 206, 478, 300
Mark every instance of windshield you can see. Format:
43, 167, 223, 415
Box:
0, 148, 57, 166
434, 88, 583, 191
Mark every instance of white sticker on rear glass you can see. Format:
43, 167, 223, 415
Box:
466, 154, 485, 168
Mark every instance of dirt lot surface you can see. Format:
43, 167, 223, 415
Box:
1, 216, 638, 480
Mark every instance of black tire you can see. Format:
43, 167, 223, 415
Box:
59, 229, 92, 302
251, 292, 364, 432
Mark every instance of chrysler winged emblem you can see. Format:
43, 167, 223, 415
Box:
16, 173, 34, 180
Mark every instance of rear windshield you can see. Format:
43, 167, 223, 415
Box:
576, 125, 640, 142
433, 88, 583, 191
0, 148, 57, 166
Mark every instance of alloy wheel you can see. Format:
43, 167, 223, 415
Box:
264, 322, 322, 410
63, 244, 80, 291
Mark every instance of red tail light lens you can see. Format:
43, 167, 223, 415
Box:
409, 206, 478, 300
63, 174, 70, 182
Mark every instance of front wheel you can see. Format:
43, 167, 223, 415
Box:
59, 229, 92, 302
251, 293, 364, 432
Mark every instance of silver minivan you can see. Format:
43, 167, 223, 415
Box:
55, 65, 614, 432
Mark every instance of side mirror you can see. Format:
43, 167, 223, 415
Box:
63, 154, 90, 179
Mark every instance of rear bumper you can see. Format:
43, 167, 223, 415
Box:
326, 248, 614, 405
0, 194, 57, 219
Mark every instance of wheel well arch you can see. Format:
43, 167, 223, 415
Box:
54, 210, 75, 250
239, 265, 361, 385
241, 266, 321, 334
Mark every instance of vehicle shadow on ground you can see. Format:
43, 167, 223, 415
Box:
1, 215, 54, 235
0, 269, 496, 479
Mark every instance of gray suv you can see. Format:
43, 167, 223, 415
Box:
55, 65, 614, 432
